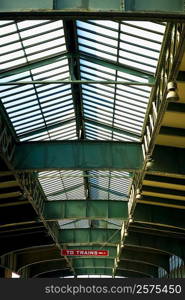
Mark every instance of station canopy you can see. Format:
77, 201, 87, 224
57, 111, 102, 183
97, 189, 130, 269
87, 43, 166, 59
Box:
0, 19, 165, 234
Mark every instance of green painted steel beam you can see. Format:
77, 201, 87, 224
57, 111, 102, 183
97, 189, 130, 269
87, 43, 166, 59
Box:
121, 248, 169, 272
125, 0, 184, 12
72, 258, 114, 269
125, 231, 185, 260
12, 141, 143, 171
43, 200, 128, 221
0, 0, 183, 12
118, 261, 158, 277
150, 145, 185, 176
134, 204, 185, 230
74, 268, 113, 276
58, 228, 120, 245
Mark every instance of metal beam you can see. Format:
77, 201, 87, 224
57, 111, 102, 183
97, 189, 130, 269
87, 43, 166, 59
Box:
25, 260, 68, 278
43, 200, 128, 221
134, 204, 185, 230
63, 20, 84, 139
46, 184, 84, 197
0, 53, 68, 79
0, 204, 38, 228
72, 258, 114, 269
18, 119, 75, 140
79, 53, 154, 82
129, 223, 185, 240
84, 118, 140, 139
12, 141, 143, 171
142, 185, 185, 200
125, 232, 185, 260
138, 197, 185, 210
118, 261, 158, 277
0, 0, 182, 12
121, 248, 169, 272
58, 229, 120, 245
0, 80, 154, 86
15, 247, 60, 272
35, 270, 73, 278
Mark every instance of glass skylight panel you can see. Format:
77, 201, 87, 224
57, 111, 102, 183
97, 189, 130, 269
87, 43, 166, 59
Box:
0, 19, 77, 144
39, 170, 85, 201
77, 20, 166, 141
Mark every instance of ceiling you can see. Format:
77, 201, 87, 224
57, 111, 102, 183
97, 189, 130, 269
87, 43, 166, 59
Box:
0, 15, 185, 278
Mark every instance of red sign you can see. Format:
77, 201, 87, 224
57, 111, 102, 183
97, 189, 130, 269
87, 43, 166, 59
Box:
61, 249, 109, 256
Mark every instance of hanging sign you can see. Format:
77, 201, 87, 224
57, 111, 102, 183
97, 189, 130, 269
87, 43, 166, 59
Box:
61, 249, 109, 256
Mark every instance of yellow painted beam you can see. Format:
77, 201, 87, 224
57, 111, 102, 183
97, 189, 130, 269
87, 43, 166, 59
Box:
137, 199, 185, 210
143, 180, 185, 191
161, 112, 185, 129
142, 191, 185, 201
156, 135, 185, 148
0, 181, 19, 188
0, 192, 22, 199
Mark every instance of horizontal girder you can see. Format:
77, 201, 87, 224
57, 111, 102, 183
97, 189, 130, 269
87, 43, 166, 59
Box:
43, 200, 128, 221
12, 141, 143, 171
58, 229, 120, 245
0, 0, 184, 16
72, 258, 114, 269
